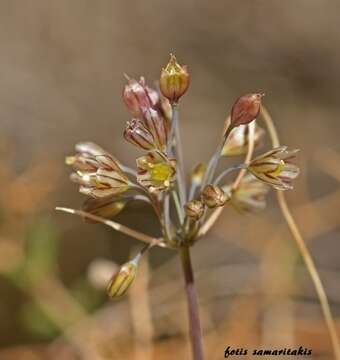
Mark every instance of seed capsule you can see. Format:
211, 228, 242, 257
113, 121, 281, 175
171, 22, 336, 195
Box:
184, 200, 205, 220
160, 54, 190, 103
201, 185, 229, 208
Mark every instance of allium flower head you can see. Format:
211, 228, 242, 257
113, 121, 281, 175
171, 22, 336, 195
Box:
123, 76, 159, 117
230, 93, 264, 127
223, 175, 270, 212
160, 54, 190, 103
221, 123, 265, 156
67, 142, 129, 198
137, 150, 176, 193
107, 257, 139, 298
184, 200, 205, 220
201, 185, 229, 208
248, 146, 300, 190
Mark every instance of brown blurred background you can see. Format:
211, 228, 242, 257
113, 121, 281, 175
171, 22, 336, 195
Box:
0, 1, 340, 359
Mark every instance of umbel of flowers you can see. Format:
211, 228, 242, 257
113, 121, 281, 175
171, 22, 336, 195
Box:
57, 54, 300, 360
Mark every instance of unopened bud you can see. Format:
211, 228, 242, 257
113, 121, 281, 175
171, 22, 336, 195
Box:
201, 185, 229, 208
190, 163, 207, 187
82, 197, 126, 221
230, 93, 264, 127
184, 200, 205, 220
123, 76, 159, 117
107, 257, 139, 298
160, 54, 190, 103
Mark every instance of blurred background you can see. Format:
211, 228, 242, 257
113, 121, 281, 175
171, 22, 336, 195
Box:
1, 0, 340, 359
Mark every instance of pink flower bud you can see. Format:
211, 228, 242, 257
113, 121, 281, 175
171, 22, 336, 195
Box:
230, 93, 264, 127
123, 76, 159, 117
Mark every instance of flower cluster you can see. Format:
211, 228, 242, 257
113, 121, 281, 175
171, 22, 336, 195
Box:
60, 54, 300, 298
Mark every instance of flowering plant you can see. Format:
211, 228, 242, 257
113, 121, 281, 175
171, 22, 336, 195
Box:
57, 55, 340, 360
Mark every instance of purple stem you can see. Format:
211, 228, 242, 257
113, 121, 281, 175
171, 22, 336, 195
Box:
180, 246, 204, 360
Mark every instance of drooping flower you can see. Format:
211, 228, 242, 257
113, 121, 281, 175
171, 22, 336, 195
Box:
67, 142, 130, 198
248, 146, 300, 190
221, 122, 265, 156
123, 76, 159, 117
201, 185, 229, 208
184, 200, 205, 220
223, 174, 269, 212
160, 54, 190, 103
136, 150, 176, 193
230, 93, 264, 127
107, 257, 139, 298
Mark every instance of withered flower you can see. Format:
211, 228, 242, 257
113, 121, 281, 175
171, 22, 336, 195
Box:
201, 185, 229, 208
248, 146, 300, 190
160, 54, 189, 103
137, 150, 176, 193
67, 142, 130, 198
230, 93, 264, 127
184, 200, 205, 220
123, 76, 159, 117
223, 175, 269, 212
107, 257, 139, 298
221, 123, 265, 156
